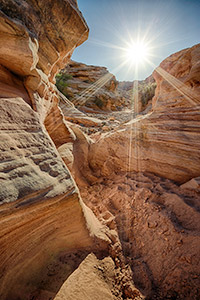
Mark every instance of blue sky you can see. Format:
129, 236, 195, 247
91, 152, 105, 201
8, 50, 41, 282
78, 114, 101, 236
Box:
72, 0, 200, 81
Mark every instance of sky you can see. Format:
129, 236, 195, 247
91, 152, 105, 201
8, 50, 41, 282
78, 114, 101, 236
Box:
72, 0, 200, 81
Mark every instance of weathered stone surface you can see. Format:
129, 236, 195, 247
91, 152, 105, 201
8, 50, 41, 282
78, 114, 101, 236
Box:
57, 61, 155, 113
0, 97, 72, 204
0, 1, 110, 299
54, 253, 119, 300
56, 60, 126, 111
89, 44, 200, 183
0, 95, 109, 300
1, 1, 200, 299
0, 0, 88, 120
54, 253, 144, 300
80, 172, 200, 299
118, 75, 156, 114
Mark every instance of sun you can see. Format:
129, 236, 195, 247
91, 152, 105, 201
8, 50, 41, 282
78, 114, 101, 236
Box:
125, 41, 150, 65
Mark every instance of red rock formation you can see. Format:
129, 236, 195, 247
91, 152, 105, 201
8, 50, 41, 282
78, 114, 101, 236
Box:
1, 1, 200, 299
71, 44, 200, 299
56, 60, 125, 111
89, 44, 200, 183
57, 60, 155, 113
0, 1, 111, 299
80, 172, 200, 299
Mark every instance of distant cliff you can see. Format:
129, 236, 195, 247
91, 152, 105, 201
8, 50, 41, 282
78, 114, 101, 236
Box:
56, 60, 125, 111
56, 60, 156, 113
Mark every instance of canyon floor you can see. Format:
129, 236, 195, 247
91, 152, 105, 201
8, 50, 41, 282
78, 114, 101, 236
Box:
53, 105, 200, 300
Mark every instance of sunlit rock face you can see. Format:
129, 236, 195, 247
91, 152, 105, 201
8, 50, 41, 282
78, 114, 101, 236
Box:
0, 1, 111, 299
57, 60, 155, 113
118, 75, 156, 114
72, 43, 200, 300
56, 60, 126, 111
89, 44, 200, 183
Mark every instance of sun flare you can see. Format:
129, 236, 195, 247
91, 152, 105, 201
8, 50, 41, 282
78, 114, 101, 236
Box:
125, 41, 150, 65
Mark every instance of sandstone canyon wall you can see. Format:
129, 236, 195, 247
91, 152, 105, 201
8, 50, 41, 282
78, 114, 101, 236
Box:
89, 44, 200, 183
0, 1, 200, 300
0, 1, 111, 299
56, 44, 200, 299
81, 44, 200, 299
80, 171, 200, 299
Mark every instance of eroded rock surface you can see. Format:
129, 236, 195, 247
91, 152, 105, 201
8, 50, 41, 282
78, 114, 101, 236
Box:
60, 44, 200, 299
57, 61, 155, 114
55, 253, 144, 300
89, 44, 200, 183
0, 1, 200, 299
57, 60, 125, 111
80, 172, 200, 299
0, 1, 110, 299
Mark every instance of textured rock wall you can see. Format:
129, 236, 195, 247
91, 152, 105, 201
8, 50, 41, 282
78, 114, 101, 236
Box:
1, 1, 200, 299
56, 60, 155, 113
0, 1, 110, 299
56, 60, 126, 111
89, 44, 200, 183
0, 0, 88, 120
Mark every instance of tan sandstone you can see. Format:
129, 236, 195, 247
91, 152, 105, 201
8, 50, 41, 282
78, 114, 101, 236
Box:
88, 44, 200, 183
0, 1, 110, 299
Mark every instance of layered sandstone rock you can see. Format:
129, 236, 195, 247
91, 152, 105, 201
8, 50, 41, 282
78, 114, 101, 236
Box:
76, 44, 200, 299
89, 44, 200, 183
1, 1, 200, 299
56, 60, 126, 111
0, 1, 111, 299
118, 75, 156, 114
54, 254, 118, 300
57, 61, 155, 113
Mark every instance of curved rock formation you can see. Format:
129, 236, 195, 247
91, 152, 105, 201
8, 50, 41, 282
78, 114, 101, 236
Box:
74, 44, 200, 299
1, 1, 200, 299
89, 44, 200, 183
0, 1, 110, 299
